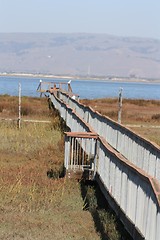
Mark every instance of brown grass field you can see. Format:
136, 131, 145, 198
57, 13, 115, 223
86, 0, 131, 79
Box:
81, 98, 160, 146
0, 96, 101, 240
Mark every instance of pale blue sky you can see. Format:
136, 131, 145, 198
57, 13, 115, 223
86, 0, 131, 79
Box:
0, 0, 159, 39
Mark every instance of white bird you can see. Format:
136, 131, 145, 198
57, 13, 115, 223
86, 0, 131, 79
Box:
68, 80, 71, 84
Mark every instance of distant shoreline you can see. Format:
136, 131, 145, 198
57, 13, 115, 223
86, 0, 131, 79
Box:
0, 72, 160, 83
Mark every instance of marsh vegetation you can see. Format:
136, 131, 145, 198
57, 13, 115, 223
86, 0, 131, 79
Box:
0, 96, 100, 240
81, 98, 160, 146
0, 95, 133, 240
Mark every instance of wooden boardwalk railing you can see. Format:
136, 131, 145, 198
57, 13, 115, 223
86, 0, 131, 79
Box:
49, 90, 160, 240
58, 91, 160, 182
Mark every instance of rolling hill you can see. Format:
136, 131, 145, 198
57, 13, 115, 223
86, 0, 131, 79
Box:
0, 33, 160, 79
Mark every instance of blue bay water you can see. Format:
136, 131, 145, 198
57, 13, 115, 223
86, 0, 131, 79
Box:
0, 76, 160, 100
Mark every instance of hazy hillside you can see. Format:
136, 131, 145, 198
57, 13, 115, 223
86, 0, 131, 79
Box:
0, 33, 160, 79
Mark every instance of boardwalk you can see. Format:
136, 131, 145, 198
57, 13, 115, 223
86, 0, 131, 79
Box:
38, 82, 160, 240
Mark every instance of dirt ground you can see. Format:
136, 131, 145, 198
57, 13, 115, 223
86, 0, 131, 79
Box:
81, 98, 160, 146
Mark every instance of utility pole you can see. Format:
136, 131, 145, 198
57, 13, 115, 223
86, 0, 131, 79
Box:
18, 82, 21, 129
118, 88, 123, 124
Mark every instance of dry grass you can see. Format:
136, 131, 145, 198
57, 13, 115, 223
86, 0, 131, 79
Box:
0, 95, 51, 120
0, 96, 100, 240
81, 98, 160, 146
0, 161, 99, 240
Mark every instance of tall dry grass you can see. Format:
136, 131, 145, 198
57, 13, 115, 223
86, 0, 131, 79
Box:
0, 95, 51, 119
0, 122, 60, 154
0, 121, 63, 210
0, 96, 100, 240
81, 98, 160, 145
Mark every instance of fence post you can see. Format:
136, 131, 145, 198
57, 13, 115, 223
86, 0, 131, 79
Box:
118, 88, 123, 124
18, 82, 21, 129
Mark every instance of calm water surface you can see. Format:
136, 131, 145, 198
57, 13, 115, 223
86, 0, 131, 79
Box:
0, 76, 160, 100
